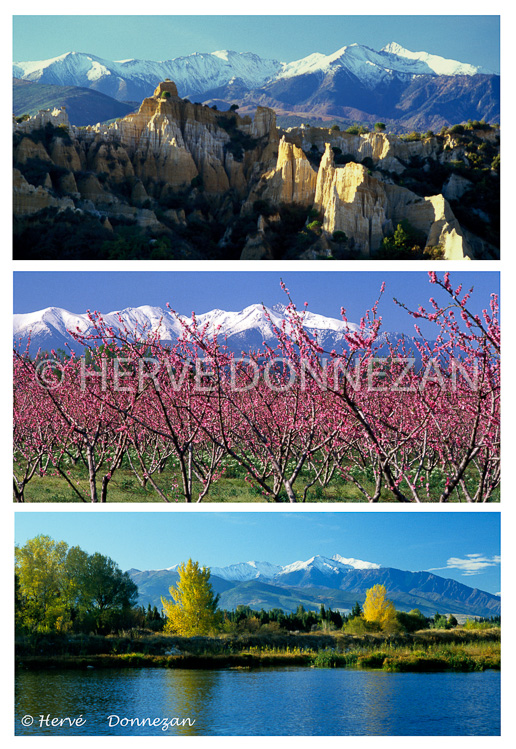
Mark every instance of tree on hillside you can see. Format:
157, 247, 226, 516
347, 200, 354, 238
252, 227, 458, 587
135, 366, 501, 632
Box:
161, 559, 221, 636
363, 584, 398, 632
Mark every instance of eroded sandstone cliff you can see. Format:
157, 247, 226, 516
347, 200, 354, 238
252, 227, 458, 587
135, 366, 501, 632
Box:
13, 82, 499, 260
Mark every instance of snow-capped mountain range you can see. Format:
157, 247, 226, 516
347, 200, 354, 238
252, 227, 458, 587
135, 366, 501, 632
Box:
13, 42, 491, 103
128, 553, 501, 618
13, 303, 364, 355
164, 554, 381, 583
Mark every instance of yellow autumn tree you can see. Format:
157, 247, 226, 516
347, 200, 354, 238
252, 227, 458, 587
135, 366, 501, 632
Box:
362, 584, 398, 632
161, 559, 221, 636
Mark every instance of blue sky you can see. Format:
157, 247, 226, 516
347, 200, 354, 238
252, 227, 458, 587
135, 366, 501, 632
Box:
13, 270, 499, 337
12, 15, 500, 72
14, 511, 501, 594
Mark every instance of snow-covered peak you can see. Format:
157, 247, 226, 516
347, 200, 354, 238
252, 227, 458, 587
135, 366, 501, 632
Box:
211, 561, 283, 582
279, 554, 379, 576
381, 42, 486, 76
211, 50, 231, 62
13, 302, 362, 355
280, 555, 351, 576
279, 42, 436, 84
13, 49, 281, 96
332, 554, 381, 570
160, 554, 381, 583
13, 43, 490, 102
14, 306, 90, 339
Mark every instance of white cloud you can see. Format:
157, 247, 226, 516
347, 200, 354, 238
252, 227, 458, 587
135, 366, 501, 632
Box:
428, 553, 500, 576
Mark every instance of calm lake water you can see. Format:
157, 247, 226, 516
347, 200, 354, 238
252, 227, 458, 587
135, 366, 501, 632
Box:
15, 667, 500, 736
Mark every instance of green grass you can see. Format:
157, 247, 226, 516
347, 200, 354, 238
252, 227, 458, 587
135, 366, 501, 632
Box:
15, 455, 499, 504
15, 460, 377, 503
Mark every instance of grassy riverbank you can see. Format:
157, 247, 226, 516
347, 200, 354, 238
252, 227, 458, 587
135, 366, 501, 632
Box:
16, 629, 500, 673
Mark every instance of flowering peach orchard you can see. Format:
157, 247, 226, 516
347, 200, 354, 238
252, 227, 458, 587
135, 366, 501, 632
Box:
14, 274, 499, 503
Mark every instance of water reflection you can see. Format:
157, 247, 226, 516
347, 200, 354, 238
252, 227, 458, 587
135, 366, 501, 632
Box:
15, 667, 500, 736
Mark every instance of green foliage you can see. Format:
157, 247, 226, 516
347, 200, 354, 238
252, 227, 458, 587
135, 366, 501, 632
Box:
330, 124, 340, 132
17, 157, 69, 189
14, 207, 115, 260
376, 220, 442, 260
465, 119, 492, 131
374, 122, 386, 132
307, 220, 323, 234
311, 648, 344, 668
20, 122, 72, 148
400, 131, 422, 142
463, 618, 497, 630
343, 616, 376, 634
345, 124, 369, 135
332, 230, 348, 243
218, 115, 258, 161
396, 609, 428, 632
430, 612, 449, 629
15, 535, 138, 635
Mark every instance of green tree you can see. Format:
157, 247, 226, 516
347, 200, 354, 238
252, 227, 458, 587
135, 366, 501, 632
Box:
377, 220, 427, 259
78, 552, 138, 631
161, 559, 221, 636
15, 536, 139, 634
396, 608, 428, 632
15, 535, 72, 632
431, 612, 449, 629
374, 122, 386, 132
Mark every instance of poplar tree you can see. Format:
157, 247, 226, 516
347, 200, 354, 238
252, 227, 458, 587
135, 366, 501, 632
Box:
362, 584, 397, 631
161, 559, 221, 636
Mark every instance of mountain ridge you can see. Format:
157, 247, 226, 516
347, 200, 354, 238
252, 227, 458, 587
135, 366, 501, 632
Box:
13, 303, 416, 357
127, 553, 500, 618
13, 43, 498, 131
13, 78, 136, 126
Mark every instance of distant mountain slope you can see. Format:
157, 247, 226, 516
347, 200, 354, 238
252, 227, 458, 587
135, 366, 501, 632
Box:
13, 303, 360, 355
213, 71, 499, 131
128, 554, 500, 618
13, 303, 423, 360
13, 78, 136, 126
13, 50, 282, 102
13, 44, 499, 130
